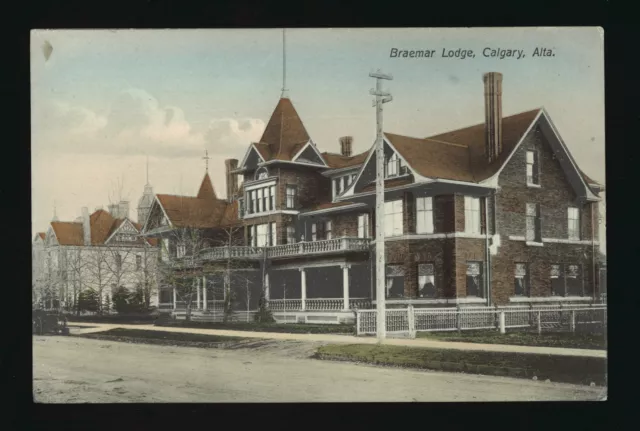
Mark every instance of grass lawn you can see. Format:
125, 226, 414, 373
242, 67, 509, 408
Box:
416, 330, 606, 350
76, 328, 249, 349
314, 344, 606, 386
157, 320, 356, 335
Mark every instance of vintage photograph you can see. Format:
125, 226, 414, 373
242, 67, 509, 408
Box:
31, 27, 606, 402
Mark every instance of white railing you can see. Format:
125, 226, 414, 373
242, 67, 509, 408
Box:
267, 299, 303, 311
268, 237, 371, 258
267, 297, 371, 312
199, 246, 264, 261
305, 299, 344, 311
356, 305, 607, 336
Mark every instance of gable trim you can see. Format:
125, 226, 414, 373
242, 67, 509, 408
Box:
291, 140, 328, 166
46, 225, 58, 246
104, 218, 139, 245
382, 133, 426, 181
239, 143, 266, 169
340, 144, 375, 198
142, 196, 174, 233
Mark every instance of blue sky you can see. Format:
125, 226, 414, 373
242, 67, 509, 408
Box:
31, 27, 606, 248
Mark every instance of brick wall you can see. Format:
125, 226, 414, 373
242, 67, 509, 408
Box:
454, 238, 486, 298
277, 167, 330, 211
332, 212, 360, 237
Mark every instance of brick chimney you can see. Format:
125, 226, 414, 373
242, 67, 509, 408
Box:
339, 136, 353, 157
483, 72, 503, 163
225, 159, 239, 202
81, 207, 91, 246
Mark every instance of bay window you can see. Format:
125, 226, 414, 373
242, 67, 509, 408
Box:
384, 200, 403, 237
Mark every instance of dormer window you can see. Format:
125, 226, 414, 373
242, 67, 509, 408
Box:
385, 153, 408, 178
255, 167, 269, 181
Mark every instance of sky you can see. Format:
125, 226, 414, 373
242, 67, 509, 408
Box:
31, 27, 606, 251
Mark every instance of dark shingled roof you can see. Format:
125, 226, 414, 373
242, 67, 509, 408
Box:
321, 151, 369, 169
258, 98, 312, 161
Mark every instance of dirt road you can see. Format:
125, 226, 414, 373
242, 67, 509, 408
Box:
33, 336, 604, 402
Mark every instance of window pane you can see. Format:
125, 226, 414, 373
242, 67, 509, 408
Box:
526, 151, 534, 164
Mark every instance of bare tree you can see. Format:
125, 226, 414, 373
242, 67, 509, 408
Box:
66, 247, 88, 316
135, 240, 158, 310
84, 247, 116, 314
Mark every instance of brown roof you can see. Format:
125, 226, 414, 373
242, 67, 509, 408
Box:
50, 222, 84, 246
258, 98, 312, 161
321, 151, 369, 169
303, 201, 360, 213
385, 109, 541, 183
156, 194, 239, 229
361, 177, 414, 193
38, 232, 46, 240
90, 210, 117, 245
197, 173, 217, 200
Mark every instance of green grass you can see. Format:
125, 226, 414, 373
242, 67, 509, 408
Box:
157, 320, 356, 335
77, 328, 247, 348
314, 344, 606, 386
416, 330, 606, 350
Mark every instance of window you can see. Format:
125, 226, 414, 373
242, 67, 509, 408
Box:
466, 261, 483, 297
351, 174, 357, 184
526, 150, 539, 185
418, 263, 436, 298
255, 167, 269, 180
514, 263, 529, 296
115, 253, 123, 269
568, 207, 580, 240
286, 225, 296, 244
136, 255, 142, 270
286, 185, 297, 209
565, 264, 582, 296
239, 198, 245, 216
526, 203, 541, 242
270, 222, 277, 246
357, 214, 370, 238
177, 243, 186, 258
385, 264, 405, 298
464, 196, 481, 234
256, 224, 269, 247
325, 221, 332, 240
416, 197, 434, 234
311, 222, 326, 241
384, 200, 403, 237
550, 264, 564, 296
270, 186, 276, 210
251, 190, 257, 213
386, 153, 399, 178
162, 238, 170, 261
257, 189, 263, 213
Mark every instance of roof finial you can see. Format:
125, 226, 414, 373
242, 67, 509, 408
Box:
202, 149, 210, 172
52, 200, 59, 221
281, 28, 289, 99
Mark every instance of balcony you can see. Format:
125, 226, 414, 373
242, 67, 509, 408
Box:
166, 238, 372, 268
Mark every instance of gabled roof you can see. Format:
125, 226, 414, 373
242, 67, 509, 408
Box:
257, 97, 312, 161
361, 177, 414, 193
385, 109, 542, 183
155, 194, 239, 229
50, 222, 84, 246
197, 173, 217, 200
321, 151, 369, 169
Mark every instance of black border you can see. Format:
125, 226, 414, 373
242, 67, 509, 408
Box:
8, 0, 635, 428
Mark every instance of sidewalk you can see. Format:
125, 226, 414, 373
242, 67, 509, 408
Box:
67, 322, 606, 358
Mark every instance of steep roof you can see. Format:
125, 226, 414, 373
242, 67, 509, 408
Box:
258, 98, 312, 161
50, 222, 84, 246
385, 109, 541, 183
197, 173, 217, 199
156, 194, 238, 229
322, 151, 369, 169
38, 232, 46, 240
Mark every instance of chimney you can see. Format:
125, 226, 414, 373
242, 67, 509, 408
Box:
483, 72, 503, 163
118, 200, 130, 219
81, 207, 91, 246
339, 136, 353, 157
225, 159, 239, 202
108, 203, 118, 217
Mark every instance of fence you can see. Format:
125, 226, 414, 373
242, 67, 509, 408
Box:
356, 304, 607, 336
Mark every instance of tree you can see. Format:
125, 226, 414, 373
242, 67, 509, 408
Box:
84, 247, 115, 315
78, 288, 99, 313
66, 247, 88, 316
134, 240, 158, 310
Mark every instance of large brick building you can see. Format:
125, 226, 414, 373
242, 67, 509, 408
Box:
142, 71, 604, 323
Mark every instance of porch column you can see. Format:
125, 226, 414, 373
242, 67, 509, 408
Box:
172, 287, 177, 310
342, 264, 351, 310
202, 276, 207, 311
300, 268, 306, 310
265, 272, 270, 301
196, 278, 201, 310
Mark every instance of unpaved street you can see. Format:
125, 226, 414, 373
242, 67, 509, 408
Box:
33, 336, 604, 403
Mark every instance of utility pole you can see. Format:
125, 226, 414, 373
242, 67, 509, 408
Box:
369, 70, 393, 340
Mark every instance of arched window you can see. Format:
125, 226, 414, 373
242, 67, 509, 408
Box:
255, 167, 269, 181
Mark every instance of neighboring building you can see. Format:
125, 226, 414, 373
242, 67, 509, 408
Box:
143, 71, 604, 323
33, 202, 159, 312
32, 232, 47, 307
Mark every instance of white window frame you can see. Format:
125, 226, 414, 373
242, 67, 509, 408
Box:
286, 225, 296, 244
256, 224, 269, 247
526, 203, 538, 241
270, 222, 277, 246
286, 185, 297, 209
358, 214, 370, 238
464, 196, 481, 234
386, 153, 399, 178
416, 197, 434, 234
384, 200, 403, 237
270, 186, 276, 210
526, 150, 539, 186
326, 220, 332, 240
568, 207, 580, 240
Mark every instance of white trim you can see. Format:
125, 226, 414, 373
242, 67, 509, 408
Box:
540, 108, 600, 201
527, 183, 542, 189
243, 210, 299, 220
340, 144, 376, 198
382, 232, 487, 242
299, 203, 367, 217
291, 140, 329, 167
239, 143, 266, 169
542, 238, 600, 245
509, 296, 594, 303
373, 297, 487, 305
526, 241, 544, 247
382, 134, 428, 182
104, 218, 139, 245
321, 165, 363, 177
272, 258, 348, 271
259, 159, 328, 168
142, 196, 173, 233
508, 235, 526, 241
243, 179, 277, 192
